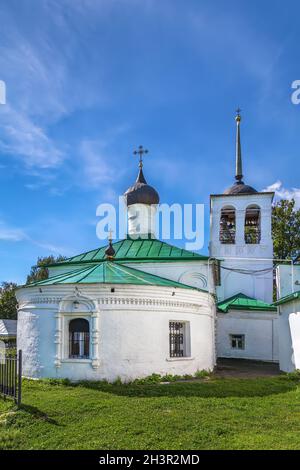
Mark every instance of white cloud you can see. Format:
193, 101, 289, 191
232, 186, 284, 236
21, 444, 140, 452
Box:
0, 2, 108, 172
79, 140, 117, 187
0, 105, 64, 168
0, 222, 27, 242
0, 219, 71, 255
263, 181, 300, 209
32, 240, 72, 256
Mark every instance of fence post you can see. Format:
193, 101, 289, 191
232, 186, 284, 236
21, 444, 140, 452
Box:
17, 350, 22, 407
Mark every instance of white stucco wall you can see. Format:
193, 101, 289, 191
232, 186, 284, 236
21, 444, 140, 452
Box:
16, 283, 216, 382
278, 299, 300, 372
276, 264, 300, 300
216, 310, 278, 362
216, 259, 273, 304
124, 261, 215, 293
127, 203, 157, 238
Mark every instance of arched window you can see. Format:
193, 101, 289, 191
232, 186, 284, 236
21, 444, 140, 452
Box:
245, 205, 261, 244
69, 318, 90, 359
220, 206, 236, 244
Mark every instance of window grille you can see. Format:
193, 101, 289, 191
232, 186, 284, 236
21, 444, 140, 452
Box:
169, 322, 185, 357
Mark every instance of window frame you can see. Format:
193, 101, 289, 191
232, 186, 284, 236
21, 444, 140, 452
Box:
68, 318, 90, 360
169, 321, 190, 358
230, 334, 245, 350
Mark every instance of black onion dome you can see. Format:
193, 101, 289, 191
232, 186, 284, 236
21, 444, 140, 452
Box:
105, 240, 116, 259
224, 181, 257, 195
124, 168, 160, 206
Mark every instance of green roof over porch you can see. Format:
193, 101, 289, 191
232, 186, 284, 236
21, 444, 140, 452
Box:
273, 290, 300, 306
48, 238, 209, 266
26, 260, 202, 291
218, 293, 277, 313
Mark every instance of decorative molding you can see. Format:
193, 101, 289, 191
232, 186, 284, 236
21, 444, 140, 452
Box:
59, 292, 96, 314
178, 271, 208, 289
25, 294, 206, 312
55, 292, 100, 369
97, 297, 203, 310
29, 296, 62, 305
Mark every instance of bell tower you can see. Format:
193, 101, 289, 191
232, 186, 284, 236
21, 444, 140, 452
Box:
209, 111, 274, 303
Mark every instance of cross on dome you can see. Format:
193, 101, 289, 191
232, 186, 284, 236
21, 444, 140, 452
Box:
133, 145, 148, 169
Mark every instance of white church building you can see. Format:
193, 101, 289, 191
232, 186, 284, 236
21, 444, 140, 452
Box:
274, 261, 300, 372
16, 112, 282, 382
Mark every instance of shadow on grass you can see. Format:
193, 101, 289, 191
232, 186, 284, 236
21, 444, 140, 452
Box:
71, 376, 299, 399
19, 403, 60, 425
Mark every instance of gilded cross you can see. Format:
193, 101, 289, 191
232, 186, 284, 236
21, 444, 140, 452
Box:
133, 145, 148, 168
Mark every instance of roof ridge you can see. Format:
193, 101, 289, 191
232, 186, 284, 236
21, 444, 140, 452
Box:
75, 264, 99, 284
218, 292, 277, 313
24, 264, 94, 287
110, 262, 154, 286
218, 292, 248, 304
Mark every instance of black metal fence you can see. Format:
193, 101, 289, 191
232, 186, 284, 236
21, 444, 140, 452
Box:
0, 349, 22, 406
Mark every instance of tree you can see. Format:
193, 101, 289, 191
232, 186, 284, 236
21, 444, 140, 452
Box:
272, 199, 300, 260
26, 255, 67, 284
0, 282, 18, 320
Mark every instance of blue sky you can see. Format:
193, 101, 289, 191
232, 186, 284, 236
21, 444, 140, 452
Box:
0, 0, 300, 283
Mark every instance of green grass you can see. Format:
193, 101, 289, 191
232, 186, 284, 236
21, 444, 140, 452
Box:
1, 376, 300, 450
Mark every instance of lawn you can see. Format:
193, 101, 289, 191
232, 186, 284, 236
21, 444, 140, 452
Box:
1, 376, 300, 450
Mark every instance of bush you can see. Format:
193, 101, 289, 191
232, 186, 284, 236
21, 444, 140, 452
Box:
285, 370, 300, 381
132, 374, 162, 385
40, 378, 71, 386
195, 369, 211, 379
112, 377, 123, 386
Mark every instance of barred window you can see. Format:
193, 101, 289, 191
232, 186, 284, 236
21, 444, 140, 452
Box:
230, 334, 245, 350
169, 321, 186, 358
69, 318, 90, 359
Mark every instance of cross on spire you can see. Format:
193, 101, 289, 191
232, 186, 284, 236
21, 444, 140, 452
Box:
235, 108, 243, 182
133, 145, 148, 168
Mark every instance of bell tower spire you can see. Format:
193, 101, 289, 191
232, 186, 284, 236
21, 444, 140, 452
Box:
235, 108, 243, 184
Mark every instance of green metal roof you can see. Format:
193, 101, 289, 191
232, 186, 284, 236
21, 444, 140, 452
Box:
48, 238, 209, 267
25, 261, 201, 290
218, 293, 277, 313
274, 290, 300, 306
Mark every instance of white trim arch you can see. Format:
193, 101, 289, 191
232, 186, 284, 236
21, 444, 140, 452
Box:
55, 292, 100, 370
